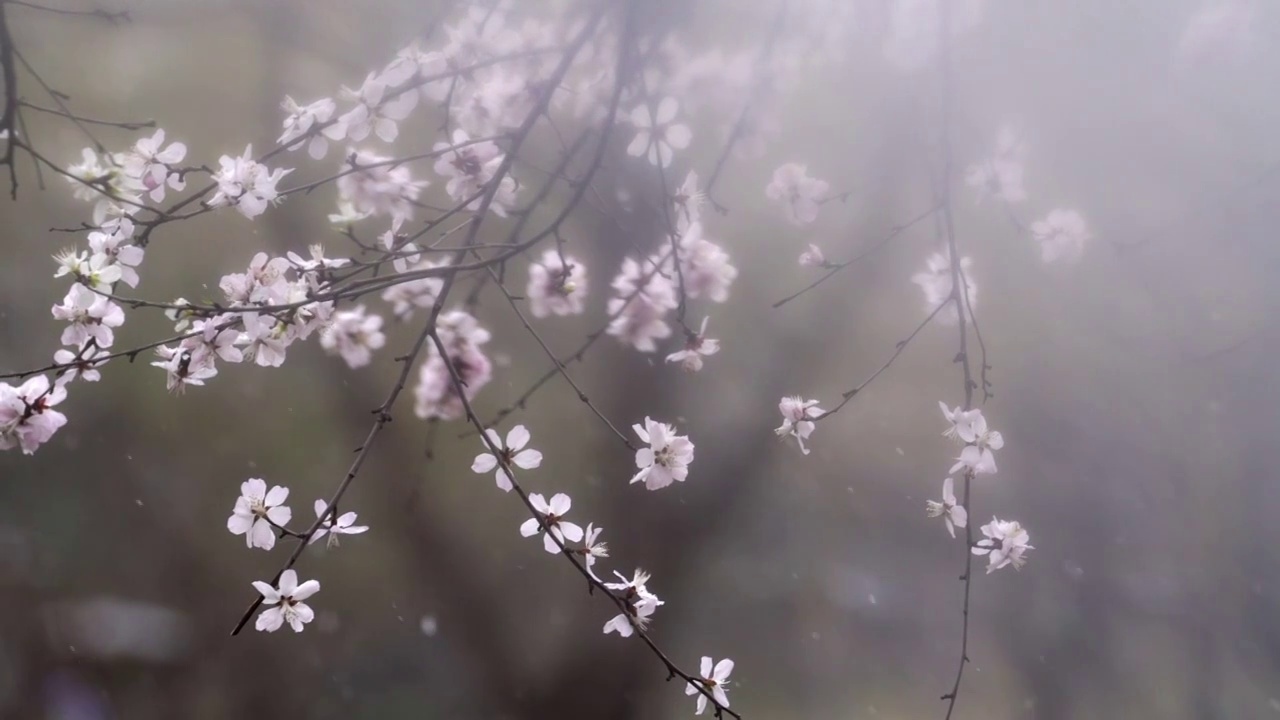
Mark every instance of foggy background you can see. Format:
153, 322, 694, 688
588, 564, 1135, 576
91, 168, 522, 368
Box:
2, 0, 1279, 717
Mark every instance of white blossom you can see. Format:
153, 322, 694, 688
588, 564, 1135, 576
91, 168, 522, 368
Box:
53, 345, 109, 384
53, 249, 122, 292
685, 657, 734, 715
911, 249, 977, 325
775, 396, 823, 454
432, 128, 518, 216
471, 424, 543, 492
603, 601, 657, 638
945, 407, 1003, 476
603, 568, 663, 637
226, 478, 292, 551
579, 523, 609, 581
527, 249, 588, 318
413, 310, 493, 421
672, 170, 704, 226
926, 477, 968, 539
972, 517, 1034, 573
241, 313, 290, 368
665, 316, 719, 372
118, 129, 187, 203
252, 569, 320, 633
336, 148, 428, 223
165, 299, 195, 332
86, 221, 144, 288
1031, 208, 1091, 264
519, 492, 584, 554
0, 376, 68, 455
627, 96, 691, 168
337, 71, 419, 144
382, 258, 448, 320
631, 417, 695, 490
287, 244, 350, 282
152, 345, 218, 394
279, 96, 340, 160
208, 145, 291, 219
186, 315, 244, 365
65, 147, 144, 217
221, 251, 291, 305
607, 256, 678, 352
51, 284, 124, 349
320, 305, 386, 369
310, 499, 369, 548
677, 222, 737, 303
328, 200, 373, 226
766, 163, 829, 225
798, 243, 826, 267
964, 124, 1027, 205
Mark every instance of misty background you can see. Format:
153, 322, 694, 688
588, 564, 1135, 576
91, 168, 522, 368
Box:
1, 0, 1279, 717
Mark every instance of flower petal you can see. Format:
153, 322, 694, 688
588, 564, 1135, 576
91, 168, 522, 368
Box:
266, 506, 291, 527
513, 448, 542, 469
559, 521, 584, 543
656, 96, 678, 124
506, 425, 530, 451
250, 519, 276, 550
495, 468, 513, 492
264, 485, 289, 507
471, 453, 498, 474
665, 123, 692, 150
549, 492, 571, 515
291, 579, 321, 601
251, 581, 280, 603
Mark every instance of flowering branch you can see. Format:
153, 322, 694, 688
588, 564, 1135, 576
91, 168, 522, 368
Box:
430, 324, 741, 719
0, 0, 1060, 714
937, 2, 978, 716
229, 294, 452, 635
471, 240, 679, 434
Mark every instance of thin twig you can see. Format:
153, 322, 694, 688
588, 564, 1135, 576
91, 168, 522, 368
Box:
936, 2, 978, 717
477, 255, 635, 450
228, 289, 452, 635
773, 202, 941, 309
0, 1, 20, 197
19, 100, 153, 130
429, 323, 740, 719
4, 0, 129, 22
814, 300, 947, 421
702, 0, 789, 214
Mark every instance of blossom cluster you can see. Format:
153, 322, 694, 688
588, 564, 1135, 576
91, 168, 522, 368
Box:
932, 403, 1033, 573
0, 1, 1081, 715
467, 423, 731, 714
607, 172, 737, 366
226, 477, 368, 631
19, 130, 189, 452
964, 124, 1093, 264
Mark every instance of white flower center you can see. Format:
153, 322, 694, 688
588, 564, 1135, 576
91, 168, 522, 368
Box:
654, 447, 675, 467
249, 497, 268, 518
